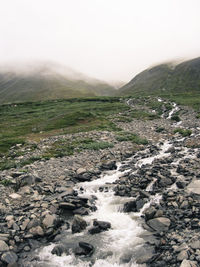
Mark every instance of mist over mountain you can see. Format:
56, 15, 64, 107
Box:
0, 62, 116, 104
119, 57, 200, 96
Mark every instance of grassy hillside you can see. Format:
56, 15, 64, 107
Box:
0, 63, 116, 104
119, 57, 200, 97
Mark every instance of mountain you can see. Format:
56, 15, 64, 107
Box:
0, 62, 116, 104
119, 57, 200, 96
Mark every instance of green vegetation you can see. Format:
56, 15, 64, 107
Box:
171, 114, 181, 122
42, 137, 114, 159
155, 127, 165, 133
115, 131, 148, 145
0, 97, 127, 155
0, 179, 12, 186
0, 64, 116, 104
119, 58, 200, 100
129, 110, 159, 120
174, 128, 192, 137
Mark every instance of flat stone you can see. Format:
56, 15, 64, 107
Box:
147, 217, 171, 232
29, 226, 44, 236
9, 193, 21, 199
189, 240, 200, 249
180, 259, 196, 267
43, 214, 57, 228
1, 251, 18, 264
77, 168, 87, 175
0, 240, 9, 252
59, 202, 76, 210
177, 250, 188, 261
187, 180, 200, 195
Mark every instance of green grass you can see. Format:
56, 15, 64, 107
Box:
174, 128, 192, 137
42, 137, 114, 159
115, 131, 148, 145
0, 97, 128, 155
0, 179, 12, 186
128, 109, 160, 120
171, 115, 181, 122
155, 127, 165, 133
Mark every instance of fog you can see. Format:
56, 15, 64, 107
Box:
0, 0, 200, 83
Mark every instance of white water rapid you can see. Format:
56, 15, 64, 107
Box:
31, 140, 175, 267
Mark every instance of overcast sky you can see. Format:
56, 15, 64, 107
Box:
0, 0, 200, 83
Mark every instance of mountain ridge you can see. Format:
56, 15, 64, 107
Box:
119, 57, 200, 96
0, 62, 116, 104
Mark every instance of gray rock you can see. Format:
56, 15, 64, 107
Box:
1, 251, 18, 264
21, 219, 30, 231
29, 226, 44, 236
180, 259, 197, 267
190, 240, 200, 250
72, 215, 87, 233
77, 168, 87, 175
147, 217, 171, 232
187, 180, 200, 195
74, 242, 94, 256
0, 240, 9, 252
59, 202, 76, 210
177, 250, 188, 261
144, 206, 156, 221
43, 214, 57, 228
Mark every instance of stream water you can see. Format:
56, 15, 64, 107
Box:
28, 140, 176, 267
24, 101, 190, 267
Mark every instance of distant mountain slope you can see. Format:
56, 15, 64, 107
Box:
0, 62, 116, 104
119, 57, 200, 96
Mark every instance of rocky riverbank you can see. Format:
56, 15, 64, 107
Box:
0, 99, 200, 266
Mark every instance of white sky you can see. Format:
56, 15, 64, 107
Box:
0, 0, 200, 82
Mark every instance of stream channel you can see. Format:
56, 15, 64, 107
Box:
26, 140, 179, 267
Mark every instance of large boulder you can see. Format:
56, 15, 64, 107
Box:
74, 242, 94, 256
1, 251, 18, 265
72, 215, 87, 233
0, 240, 9, 252
147, 217, 171, 232
123, 200, 137, 212
100, 161, 117, 171
88, 220, 111, 234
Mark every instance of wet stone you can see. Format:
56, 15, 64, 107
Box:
1, 251, 18, 264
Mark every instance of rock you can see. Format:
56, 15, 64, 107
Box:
1, 251, 18, 264
59, 202, 76, 210
75, 173, 92, 182
189, 240, 200, 249
93, 220, 111, 230
43, 214, 57, 228
147, 217, 171, 232
144, 206, 156, 221
21, 219, 30, 231
0, 240, 9, 252
100, 161, 117, 171
187, 180, 200, 195
72, 215, 87, 233
9, 193, 21, 199
73, 207, 89, 216
123, 200, 137, 212
176, 181, 186, 189
77, 168, 87, 175
180, 259, 196, 267
89, 220, 111, 234
51, 245, 66, 256
177, 250, 189, 261
74, 242, 94, 256
134, 245, 155, 264
29, 226, 44, 236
